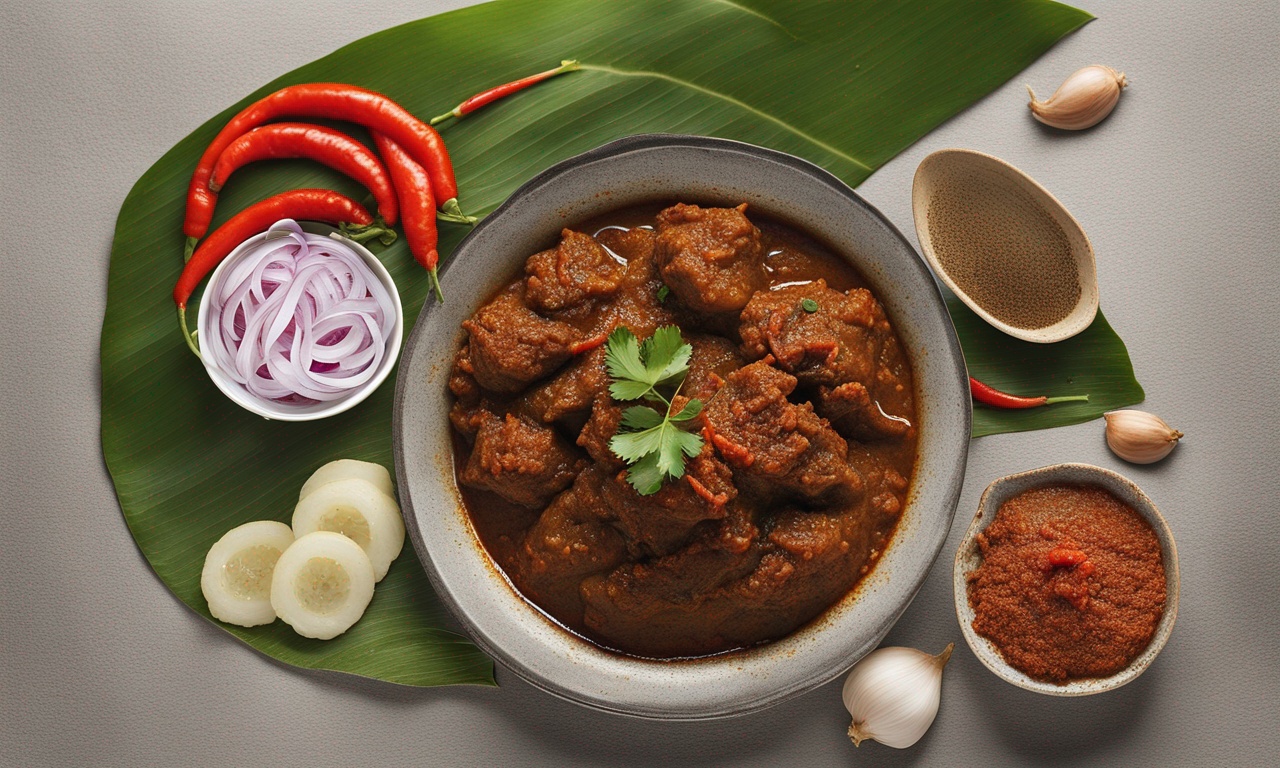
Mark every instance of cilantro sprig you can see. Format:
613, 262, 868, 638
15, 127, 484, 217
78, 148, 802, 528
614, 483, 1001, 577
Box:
605, 326, 704, 495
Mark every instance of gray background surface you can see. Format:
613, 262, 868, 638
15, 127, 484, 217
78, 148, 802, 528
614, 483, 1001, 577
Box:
2, 1, 1277, 765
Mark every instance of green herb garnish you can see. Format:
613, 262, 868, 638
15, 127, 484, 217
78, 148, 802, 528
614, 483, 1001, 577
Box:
605, 326, 705, 495
657, 284, 671, 303
801, 298, 819, 313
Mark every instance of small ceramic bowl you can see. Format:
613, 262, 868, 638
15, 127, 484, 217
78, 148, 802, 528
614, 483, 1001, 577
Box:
394, 134, 972, 719
912, 149, 1099, 343
953, 463, 1179, 696
196, 223, 403, 421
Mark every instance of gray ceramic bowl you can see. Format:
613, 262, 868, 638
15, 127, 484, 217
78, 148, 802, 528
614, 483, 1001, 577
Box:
393, 134, 971, 719
953, 463, 1180, 696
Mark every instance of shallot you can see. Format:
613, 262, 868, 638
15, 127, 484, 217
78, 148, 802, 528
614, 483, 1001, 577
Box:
203, 220, 396, 406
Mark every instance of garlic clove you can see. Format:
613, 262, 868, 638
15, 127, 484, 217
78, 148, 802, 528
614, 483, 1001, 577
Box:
1027, 65, 1127, 130
1104, 410, 1183, 464
843, 643, 953, 749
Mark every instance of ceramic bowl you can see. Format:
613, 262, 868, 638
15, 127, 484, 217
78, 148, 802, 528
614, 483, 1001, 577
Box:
393, 134, 971, 719
196, 223, 403, 421
953, 463, 1180, 696
912, 148, 1099, 343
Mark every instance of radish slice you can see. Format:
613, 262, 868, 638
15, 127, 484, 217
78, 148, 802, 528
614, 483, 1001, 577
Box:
291, 478, 404, 581
299, 459, 394, 501
201, 521, 295, 627
271, 531, 375, 640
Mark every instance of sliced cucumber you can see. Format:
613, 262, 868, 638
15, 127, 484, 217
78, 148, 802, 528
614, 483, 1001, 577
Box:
292, 477, 404, 582
200, 521, 295, 627
270, 531, 375, 640
299, 459, 394, 501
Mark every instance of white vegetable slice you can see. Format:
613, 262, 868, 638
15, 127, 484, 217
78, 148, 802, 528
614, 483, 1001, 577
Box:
292, 477, 404, 581
200, 521, 295, 628
299, 459, 394, 501
270, 531, 375, 640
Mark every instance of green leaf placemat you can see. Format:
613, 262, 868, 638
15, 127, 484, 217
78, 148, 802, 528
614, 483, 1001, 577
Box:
102, 0, 1096, 686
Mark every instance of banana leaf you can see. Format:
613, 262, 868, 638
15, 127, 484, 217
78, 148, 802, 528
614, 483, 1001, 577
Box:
101, 0, 1100, 687
950, 300, 1144, 437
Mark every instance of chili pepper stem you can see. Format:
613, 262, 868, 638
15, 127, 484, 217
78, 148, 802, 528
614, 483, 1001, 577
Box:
184, 236, 198, 263
177, 306, 202, 358
437, 198, 477, 225
428, 107, 462, 127
1044, 394, 1090, 405
427, 268, 444, 304
339, 220, 398, 246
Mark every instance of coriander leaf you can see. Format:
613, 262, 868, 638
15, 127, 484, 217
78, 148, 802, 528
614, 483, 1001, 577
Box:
675, 428, 704, 459
620, 405, 664, 430
643, 326, 689, 385
657, 285, 670, 303
657, 427, 705, 480
604, 327, 648, 384
669, 398, 703, 422
609, 425, 666, 465
801, 298, 819, 313
609, 379, 658, 402
625, 452, 665, 495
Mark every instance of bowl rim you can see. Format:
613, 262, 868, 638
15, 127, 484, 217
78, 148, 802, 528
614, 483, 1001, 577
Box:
952, 462, 1180, 696
393, 133, 971, 719
911, 148, 1099, 344
195, 221, 404, 422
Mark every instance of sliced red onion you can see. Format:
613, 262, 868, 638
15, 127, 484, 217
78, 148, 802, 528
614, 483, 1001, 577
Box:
204, 219, 396, 406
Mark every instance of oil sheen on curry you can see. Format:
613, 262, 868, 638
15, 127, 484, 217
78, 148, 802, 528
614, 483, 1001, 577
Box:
448, 202, 918, 659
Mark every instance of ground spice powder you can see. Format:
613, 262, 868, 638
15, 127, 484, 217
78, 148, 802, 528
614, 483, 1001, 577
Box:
967, 485, 1166, 683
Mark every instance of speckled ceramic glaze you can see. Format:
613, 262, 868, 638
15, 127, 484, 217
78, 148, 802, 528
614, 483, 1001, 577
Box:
954, 463, 1180, 696
393, 135, 971, 719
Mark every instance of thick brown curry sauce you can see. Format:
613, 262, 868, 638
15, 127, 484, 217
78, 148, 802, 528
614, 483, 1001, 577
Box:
449, 203, 917, 658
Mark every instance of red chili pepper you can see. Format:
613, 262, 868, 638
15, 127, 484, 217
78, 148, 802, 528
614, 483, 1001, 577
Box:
371, 132, 442, 302
969, 377, 1089, 409
210, 123, 399, 225
430, 60, 580, 126
184, 83, 469, 257
569, 331, 609, 355
173, 189, 387, 356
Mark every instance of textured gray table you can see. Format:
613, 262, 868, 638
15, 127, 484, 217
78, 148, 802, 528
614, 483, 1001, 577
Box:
3, 1, 1277, 765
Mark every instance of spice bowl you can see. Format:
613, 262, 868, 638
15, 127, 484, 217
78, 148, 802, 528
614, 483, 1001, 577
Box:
953, 463, 1179, 696
196, 223, 403, 422
912, 149, 1099, 343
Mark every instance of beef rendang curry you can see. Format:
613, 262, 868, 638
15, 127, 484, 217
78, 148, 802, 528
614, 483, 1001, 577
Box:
448, 202, 917, 658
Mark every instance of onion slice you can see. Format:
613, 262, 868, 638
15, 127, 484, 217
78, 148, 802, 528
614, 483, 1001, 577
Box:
203, 219, 395, 405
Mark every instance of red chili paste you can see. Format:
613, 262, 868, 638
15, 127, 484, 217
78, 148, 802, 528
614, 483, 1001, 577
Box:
967, 485, 1166, 683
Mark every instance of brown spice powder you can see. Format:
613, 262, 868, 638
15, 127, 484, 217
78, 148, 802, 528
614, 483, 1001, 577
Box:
967, 485, 1166, 683
927, 169, 1081, 329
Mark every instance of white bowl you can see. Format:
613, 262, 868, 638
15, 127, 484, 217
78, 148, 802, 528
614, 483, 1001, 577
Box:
196, 222, 403, 421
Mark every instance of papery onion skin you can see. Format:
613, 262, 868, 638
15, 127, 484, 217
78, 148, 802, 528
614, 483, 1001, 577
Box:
202, 219, 396, 407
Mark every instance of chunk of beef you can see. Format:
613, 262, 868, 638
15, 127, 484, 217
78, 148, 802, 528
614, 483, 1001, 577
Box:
655, 203, 766, 314
739, 281, 914, 441
703, 361, 862, 502
581, 503, 762, 657
462, 288, 579, 393
459, 411, 584, 508
524, 229, 626, 315
818, 380, 913, 442
684, 333, 744, 400
577, 393, 625, 469
593, 227, 680, 339
518, 345, 608, 426
599, 444, 737, 558
739, 281, 886, 387
511, 467, 627, 621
